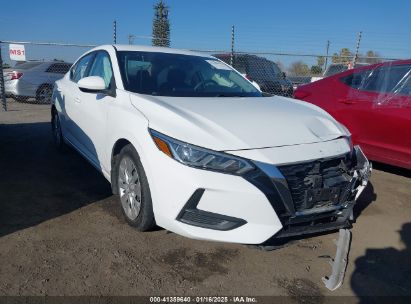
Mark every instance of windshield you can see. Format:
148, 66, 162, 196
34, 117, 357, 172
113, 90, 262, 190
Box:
117, 51, 262, 97
248, 59, 283, 81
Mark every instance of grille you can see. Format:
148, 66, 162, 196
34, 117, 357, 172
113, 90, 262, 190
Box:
278, 154, 354, 212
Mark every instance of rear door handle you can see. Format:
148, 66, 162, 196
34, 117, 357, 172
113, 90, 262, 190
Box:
74, 97, 81, 103
338, 98, 357, 105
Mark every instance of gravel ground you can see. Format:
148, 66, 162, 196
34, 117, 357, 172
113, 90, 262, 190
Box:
1, 100, 410, 301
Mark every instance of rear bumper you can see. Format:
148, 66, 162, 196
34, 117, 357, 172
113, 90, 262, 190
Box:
5, 79, 37, 98
4, 80, 18, 96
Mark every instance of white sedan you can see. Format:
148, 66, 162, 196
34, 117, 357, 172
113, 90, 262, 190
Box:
51, 45, 371, 244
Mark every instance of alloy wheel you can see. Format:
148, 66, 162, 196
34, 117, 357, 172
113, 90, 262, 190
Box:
118, 156, 142, 220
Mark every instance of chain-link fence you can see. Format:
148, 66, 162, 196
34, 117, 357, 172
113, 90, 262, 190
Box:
0, 41, 95, 110
194, 50, 399, 97
0, 40, 403, 111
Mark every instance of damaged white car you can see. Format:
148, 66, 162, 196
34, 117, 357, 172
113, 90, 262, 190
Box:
51, 45, 371, 244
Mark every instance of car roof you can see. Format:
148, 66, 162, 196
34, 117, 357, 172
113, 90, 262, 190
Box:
215, 53, 268, 61
348, 59, 411, 73
18, 60, 70, 64
15, 61, 71, 67
92, 44, 215, 59
319, 59, 411, 81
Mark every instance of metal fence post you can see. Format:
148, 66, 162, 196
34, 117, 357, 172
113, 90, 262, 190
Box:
353, 31, 362, 66
324, 40, 330, 71
0, 41, 7, 111
230, 25, 235, 66
113, 20, 117, 44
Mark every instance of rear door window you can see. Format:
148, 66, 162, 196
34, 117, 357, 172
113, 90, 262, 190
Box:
340, 69, 372, 89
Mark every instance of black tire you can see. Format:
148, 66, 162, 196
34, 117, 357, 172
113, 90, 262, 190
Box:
36, 84, 53, 104
112, 144, 155, 231
51, 109, 65, 151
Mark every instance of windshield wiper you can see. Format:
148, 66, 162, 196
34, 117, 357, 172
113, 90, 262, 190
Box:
215, 94, 246, 97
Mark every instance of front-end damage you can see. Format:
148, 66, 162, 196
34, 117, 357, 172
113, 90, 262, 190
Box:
245, 145, 371, 241
352, 146, 372, 200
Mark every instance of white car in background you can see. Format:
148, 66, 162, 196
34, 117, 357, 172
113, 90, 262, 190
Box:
4, 61, 72, 103
51, 45, 371, 244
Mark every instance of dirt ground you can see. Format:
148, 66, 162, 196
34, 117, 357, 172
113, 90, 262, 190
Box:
1, 100, 411, 301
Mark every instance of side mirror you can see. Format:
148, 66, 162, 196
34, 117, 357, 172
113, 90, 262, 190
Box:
282, 72, 287, 79
78, 76, 107, 93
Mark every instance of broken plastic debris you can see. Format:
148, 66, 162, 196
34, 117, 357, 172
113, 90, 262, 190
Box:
322, 229, 351, 291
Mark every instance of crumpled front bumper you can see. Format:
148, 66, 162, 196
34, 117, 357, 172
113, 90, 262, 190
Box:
152, 140, 371, 244
250, 145, 372, 241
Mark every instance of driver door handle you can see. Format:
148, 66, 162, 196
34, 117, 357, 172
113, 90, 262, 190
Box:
75, 97, 81, 103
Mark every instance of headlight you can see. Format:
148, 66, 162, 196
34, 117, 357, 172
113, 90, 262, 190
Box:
150, 129, 254, 175
338, 123, 353, 151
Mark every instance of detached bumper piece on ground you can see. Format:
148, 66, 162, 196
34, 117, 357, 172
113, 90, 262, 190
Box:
322, 229, 352, 291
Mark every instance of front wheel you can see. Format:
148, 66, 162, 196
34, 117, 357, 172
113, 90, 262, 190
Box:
113, 144, 155, 231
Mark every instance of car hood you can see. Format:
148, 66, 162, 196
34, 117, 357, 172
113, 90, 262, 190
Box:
129, 94, 348, 151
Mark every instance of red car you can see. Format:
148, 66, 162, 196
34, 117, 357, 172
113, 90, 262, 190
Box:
294, 60, 411, 169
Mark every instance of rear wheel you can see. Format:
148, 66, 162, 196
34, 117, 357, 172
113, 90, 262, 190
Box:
113, 144, 155, 231
36, 84, 53, 104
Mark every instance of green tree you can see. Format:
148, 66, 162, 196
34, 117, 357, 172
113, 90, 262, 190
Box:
310, 65, 323, 75
288, 61, 310, 76
332, 48, 353, 64
152, 0, 170, 47
310, 56, 325, 75
317, 56, 325, 68
363, 50, 381, 64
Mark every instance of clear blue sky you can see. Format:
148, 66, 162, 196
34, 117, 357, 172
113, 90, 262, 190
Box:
1, 0, 410, 67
